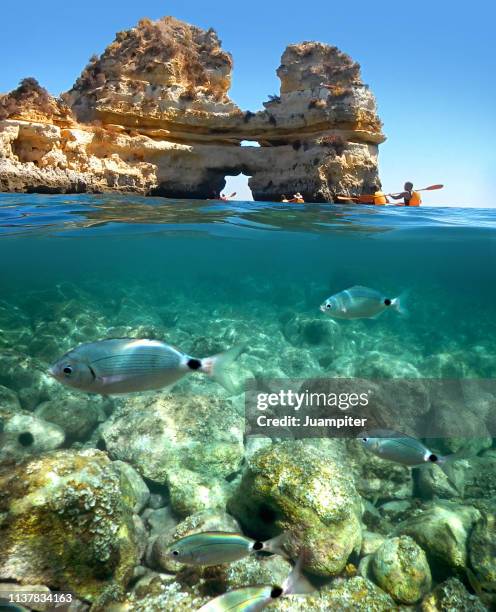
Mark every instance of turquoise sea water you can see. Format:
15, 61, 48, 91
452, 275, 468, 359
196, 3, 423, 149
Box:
0, 194, 495, 610
1, 195, 495, 379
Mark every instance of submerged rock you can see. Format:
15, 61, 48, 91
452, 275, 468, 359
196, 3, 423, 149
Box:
283, 314, 340, 347
143, 506, 177, 538
274, 576, 397, 611
112, 460, 150, 514
468, 507, 496, 593
114, 572, 208, 611
0, 351, 51, 410
0, 449, 140, 603
0, 384, 22, 411
100, 393, 244, 516
34, 396, 106, 442
360, 531, 386, 557
0, 410, 65, 465
370, 535, 432, 604
394, 501, 480, 574
420, 577, 488, 611
345, 438, 414, 503
228, 440, 362, 576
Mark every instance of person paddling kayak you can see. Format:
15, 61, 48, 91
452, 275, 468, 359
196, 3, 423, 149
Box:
389, 182, 422, 206
370, 184, 388, 205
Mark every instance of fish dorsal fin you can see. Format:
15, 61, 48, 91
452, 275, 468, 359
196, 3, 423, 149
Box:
348, 285, 372, 292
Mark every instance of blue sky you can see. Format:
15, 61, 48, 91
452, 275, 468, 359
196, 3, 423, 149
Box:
1, 0, 494, 205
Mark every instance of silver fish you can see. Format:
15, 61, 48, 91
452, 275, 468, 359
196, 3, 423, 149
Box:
168, 531, 287, 566
320, 286, 406, 319
49, 338, 244, 395
197, 556, 314, 611
360, 429, 449, 467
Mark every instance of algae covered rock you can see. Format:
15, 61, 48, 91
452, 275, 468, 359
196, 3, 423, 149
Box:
112, 459, 150, 514
360, 531, 386, 557
370, 535, 432, 604
228, 440, 362, 576
468, 508, 496, 592
273, 576, 397, 611
166, 467, 237, 518
111, 572, 208, 611
0, 449, 140, 603
100, 393, 244, 516
394, 501, 480, 573
421, 577, 488, 611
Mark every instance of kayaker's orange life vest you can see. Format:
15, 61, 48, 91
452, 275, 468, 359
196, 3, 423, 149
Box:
373, 191, 387, 205
407, 191, 422, 206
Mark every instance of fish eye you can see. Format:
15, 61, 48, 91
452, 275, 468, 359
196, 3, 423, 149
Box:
428, 454, 438, 462
63, 366, 73, 376
362, 437, 368, 442
172, 550, 179, 556
270, 587, 284, 599
326, 303, 331, 309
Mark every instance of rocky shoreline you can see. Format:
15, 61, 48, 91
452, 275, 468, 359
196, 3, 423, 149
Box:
0, 16, 384, 201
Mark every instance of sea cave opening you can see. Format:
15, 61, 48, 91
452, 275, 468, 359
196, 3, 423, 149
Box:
221, 173, 254, 201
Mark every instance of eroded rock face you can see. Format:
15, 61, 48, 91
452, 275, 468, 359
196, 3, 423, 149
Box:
0, 16, 384, 201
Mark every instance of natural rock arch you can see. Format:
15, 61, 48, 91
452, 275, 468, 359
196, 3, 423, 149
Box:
0, 16, 385, 201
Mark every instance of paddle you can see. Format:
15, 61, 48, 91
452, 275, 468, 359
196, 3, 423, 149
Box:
418, 184, 444, 191
336, 195, 360, 202
387, 184, 444, 197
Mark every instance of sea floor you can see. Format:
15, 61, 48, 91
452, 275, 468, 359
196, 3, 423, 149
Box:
0, 196, 495, 611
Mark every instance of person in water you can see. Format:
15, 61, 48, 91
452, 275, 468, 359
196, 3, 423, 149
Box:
219, 191, 236, 201
389, 182, 422, 206
289, 192, 305, 203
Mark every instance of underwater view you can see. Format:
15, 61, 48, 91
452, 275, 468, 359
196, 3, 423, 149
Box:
0, 194, 495, 611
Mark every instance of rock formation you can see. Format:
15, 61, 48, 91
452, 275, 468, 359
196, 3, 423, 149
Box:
0, 16, 385, 201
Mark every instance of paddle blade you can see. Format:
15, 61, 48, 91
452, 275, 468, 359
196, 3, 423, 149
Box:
337, 196, 356, 201
422, 184, 444, 191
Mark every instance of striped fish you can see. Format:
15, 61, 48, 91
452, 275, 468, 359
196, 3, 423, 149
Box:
49, 338, 244, 395
197, 556, 314, 611
320, 286, 407, 319
168, 531, 288, 566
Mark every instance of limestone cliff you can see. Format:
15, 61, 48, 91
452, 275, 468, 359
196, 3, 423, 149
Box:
0, 16, 385, 201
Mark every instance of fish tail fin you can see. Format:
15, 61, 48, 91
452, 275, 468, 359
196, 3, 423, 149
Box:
391, 291, 409, 316
201, 344, 246, 394
262, 532, 290, 559
282, 553, 316, 596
